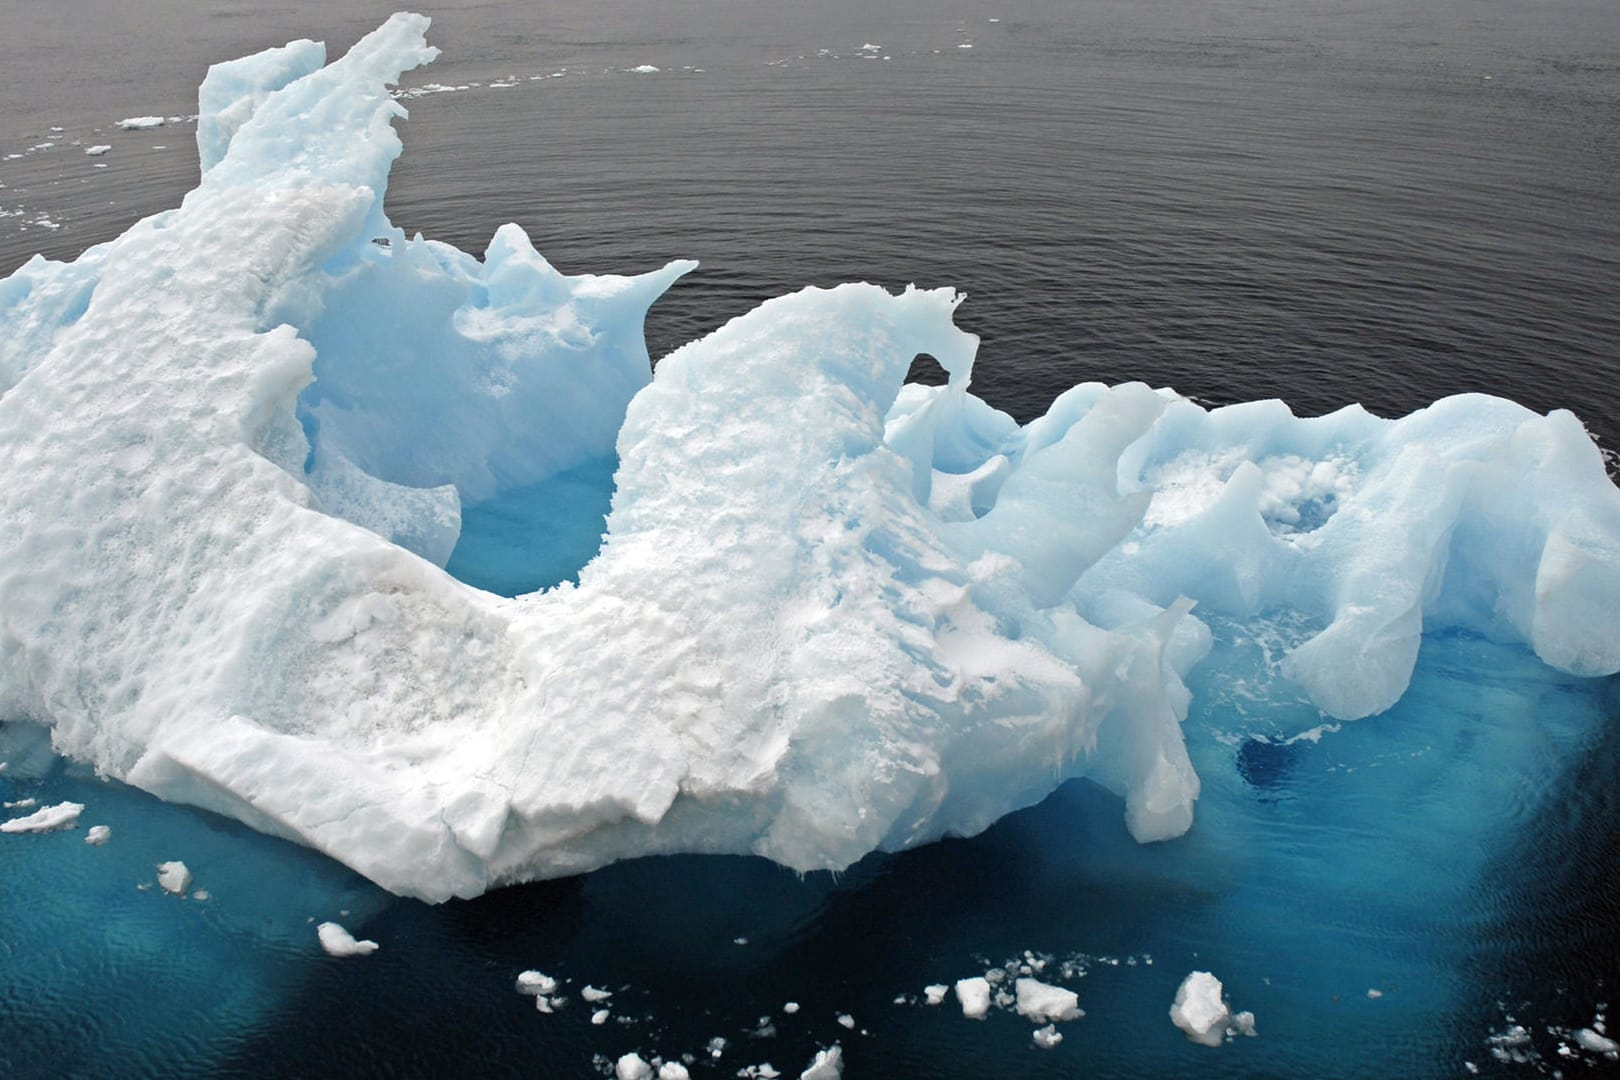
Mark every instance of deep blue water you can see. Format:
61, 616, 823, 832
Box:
4, 1, 1619, 1076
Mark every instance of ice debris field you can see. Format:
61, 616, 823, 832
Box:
3, 2, 1620, 941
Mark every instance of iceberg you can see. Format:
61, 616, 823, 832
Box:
2, 13, 1618, 904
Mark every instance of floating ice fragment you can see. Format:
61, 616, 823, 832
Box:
615, 1053, 653, 1080
798, 1046, 842, 1080
1, 800, 83, 833
1170, 971, 1230, 1047
516, 970, 558, 996
116, 116, 164, 129
835, 1013, 854, 1029
1576, 1028, 1619, 1054
955, 977, 992, 1019
592, 1009, 611, 1025
84, 824, 112, 845
3, 10, 1619, 910
4, 798, 38, 809
583, 985, 614, 1002
1367, 988, 1384, 999
657, 1064, 690, 1080
84, 145, 111, 156
1032, 1024, 1062, 1049
923, 984, 948, 1005
1015, 978, 1083, 1023
156, 860, 192, 895
629, 64, 660, 73
316, 921, 378, 956
783, 1002, 800, 1015
739, 1066, 781, 1079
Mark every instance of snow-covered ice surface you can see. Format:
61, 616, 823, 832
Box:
2, 11, 1620, 1080
2, 12, 1618, 910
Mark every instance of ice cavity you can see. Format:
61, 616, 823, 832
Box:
2, 14, 1619, 904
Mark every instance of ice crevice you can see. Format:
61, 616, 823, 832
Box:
2, 13, 1620, 901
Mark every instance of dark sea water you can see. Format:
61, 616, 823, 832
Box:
3, 1, 1619, 1077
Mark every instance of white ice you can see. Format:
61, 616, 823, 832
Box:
1, 800, 84, 833
116, 116, 165, 130
1014, 977, 1082, 1023
955, 977, 992, 1019
85, 824, 112, 845
615, 1053, 653, 1080
84, 145, 112, 156
515, 970, 557, 996
2, 13, 1619, 902
156, 860, 193, 895
1169, 970, 1247, 1047
798, 1046, 843, 1080
316, 920, 378, 956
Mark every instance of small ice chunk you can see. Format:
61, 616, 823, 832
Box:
1032, 1024, 1062, 1049
116, 116, 165, 130
1015, 978, 1083, 1022
860, 43, 881, 51
955, 977, 992, 1019
85, 145, 112, 156
741, 1067, 782, 1079
783, 1002, 800, 1014
1575, 1028, 1619, 1054
316, 921, 379, 956
192, 889, 210, 901
836, 1013, 854, 1029
156, 860, 192, 895
84, 825, 112, 845
629, 65, 660, 74
923, 984, 948, 1005
708, 1037, 728, 1058
1367, 988, 1383, 999
1170, 971, 1230, 1047
516, 970, 558, 996
1230, 1011, 1257, 1037
798, 1046, 843, 1080
4, 798, 38, 809
2, 800, 83, 833
657, 1064, 690, 1080
592, 1009, 610, 1025
615, 1053, 653, 1080
583, 985, 614, 1002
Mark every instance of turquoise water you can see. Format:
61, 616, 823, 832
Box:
5, 622, 1615, 1078
445, 456, 619, 595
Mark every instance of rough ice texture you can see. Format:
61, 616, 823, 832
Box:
1014, 977, 1082, 1023
316, 921, 378, 956
2, 14, 1619, 902
84, 824, 112, 845
955, 977, 992, 1019
1170, 971, 1230, 1047
1, 800, 83, 833
798, 1047, 843, 1080
156, 860, 193, 895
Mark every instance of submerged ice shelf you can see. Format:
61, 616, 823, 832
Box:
2, 13, 1619, 904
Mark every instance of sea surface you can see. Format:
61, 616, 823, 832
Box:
3, 1, 1618, 1077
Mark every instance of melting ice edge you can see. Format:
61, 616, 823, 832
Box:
2, 13, 1618, 903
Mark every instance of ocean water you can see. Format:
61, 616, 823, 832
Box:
3, 1, 1619, 1077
